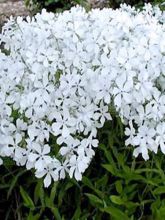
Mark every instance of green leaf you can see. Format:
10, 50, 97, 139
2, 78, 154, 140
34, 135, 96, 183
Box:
72, 206, 81, 220
110, 195, 124, 205
82, 176, 103, 198
58, 181, 74, 206
100, 144, 116, 165
144, 179, 159, 186
55, 69, 63, 83
115, 181, 123, 194
85, 193, 103, 207
51, 207, 62, 220
34, 180, 45, 206
50, 182, 58, 204
27, 212, 40, 220
96, 174, 108, 188
153, 186, 165, 195
0, 184, 10, 189
103, 206, 130, 220
102, 164, 116, 176
20, 186, 35, 209
7, 169, 27, 199
25, 0, 30, 7
82, 176, 94, 189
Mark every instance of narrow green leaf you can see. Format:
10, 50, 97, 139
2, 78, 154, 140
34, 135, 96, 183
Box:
85, 193, 103, 206
82, 176, 104, 199
27, 212, 40, 220
115, 181, 123, 194
153, 186, 165, 195
102, 164, 116, 175
82, 176, 94, 189
50, 182, 58, 204
103, 206, 130, 220
7, 169, 27, 199
20, 186, 35, 209
51, 207, 62, 220
72, 206, 81, 220
110, 195, 124, 205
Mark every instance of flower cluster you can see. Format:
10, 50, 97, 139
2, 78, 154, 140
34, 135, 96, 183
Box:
0, 4, 164, 187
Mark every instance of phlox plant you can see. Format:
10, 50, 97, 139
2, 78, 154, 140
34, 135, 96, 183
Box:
0, 4, 164, 187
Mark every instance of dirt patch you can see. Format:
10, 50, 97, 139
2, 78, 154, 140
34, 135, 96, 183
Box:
87, 0, 108, 8
0, 0, 30, 26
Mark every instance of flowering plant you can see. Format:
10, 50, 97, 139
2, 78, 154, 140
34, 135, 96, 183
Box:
0, 4, 164, 187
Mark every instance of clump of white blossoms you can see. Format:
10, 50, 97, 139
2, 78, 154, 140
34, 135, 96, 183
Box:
0, 4, 164, 187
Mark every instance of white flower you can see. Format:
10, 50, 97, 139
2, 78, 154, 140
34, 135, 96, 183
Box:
69, 155, 89, 180
94, 100, 112, 125
117, 47, 128, 64
132, 125, 157, 159
156, 123, 165, 154
0, 158, 3, 165
60, 136, 80, 156
52, 109, 72, 137
125, 120, 135, 146
0, 4, 164, 187
113, 73, 133, 108
28, 121, 50, 142
35, 159, 61, 187
28, 143, 52, 171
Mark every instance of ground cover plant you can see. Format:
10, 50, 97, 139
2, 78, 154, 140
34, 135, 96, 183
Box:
0, 3, 165, 219
0, 4, 165, 186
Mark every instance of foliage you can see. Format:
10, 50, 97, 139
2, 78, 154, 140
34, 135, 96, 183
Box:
24, 0, 88, 12
1, 116, 165, 219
